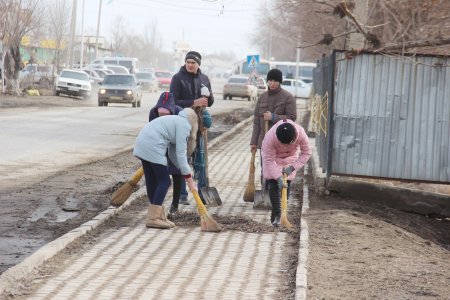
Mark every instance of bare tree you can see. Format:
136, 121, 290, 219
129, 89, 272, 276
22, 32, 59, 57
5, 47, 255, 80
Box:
1, 0, 44, 95
140, 19, 161, 67
254, 0, 450, 61
252, 0, 347, 61
110, 16, 128, 55
47, 0, 71, 72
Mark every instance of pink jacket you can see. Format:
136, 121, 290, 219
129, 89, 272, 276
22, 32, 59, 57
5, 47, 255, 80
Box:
261, 119, 312, 181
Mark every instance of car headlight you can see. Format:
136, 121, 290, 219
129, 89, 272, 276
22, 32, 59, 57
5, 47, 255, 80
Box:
126, 90, 132, 95
100, 89, 106, 94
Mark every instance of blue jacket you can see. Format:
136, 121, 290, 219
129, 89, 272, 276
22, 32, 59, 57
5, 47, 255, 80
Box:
133, 110, 193, 175
149, 91, 182, 122
170, 66, 214, 108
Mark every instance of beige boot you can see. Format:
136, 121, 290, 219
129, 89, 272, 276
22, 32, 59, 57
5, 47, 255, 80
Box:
146, 204, 172, 229
160, 206, 175, 227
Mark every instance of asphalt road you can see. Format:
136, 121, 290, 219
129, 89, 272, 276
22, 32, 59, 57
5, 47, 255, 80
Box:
0, 88, 254, 191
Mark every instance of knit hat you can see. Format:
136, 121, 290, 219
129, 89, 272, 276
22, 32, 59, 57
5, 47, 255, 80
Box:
276, 122, 296, 144
185, 51, 202, 66
183, 108, 199, 156
267, 68, 283, 83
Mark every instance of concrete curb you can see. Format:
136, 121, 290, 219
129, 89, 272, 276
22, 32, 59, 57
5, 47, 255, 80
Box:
295, 164, 311, 300
0, 114, 254, 295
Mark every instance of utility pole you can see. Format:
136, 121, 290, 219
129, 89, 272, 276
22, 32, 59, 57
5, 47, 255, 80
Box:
94, 0, 103, 60
67, 0, 77, 67
80, 0, 85, 69
295, 39, 301, 97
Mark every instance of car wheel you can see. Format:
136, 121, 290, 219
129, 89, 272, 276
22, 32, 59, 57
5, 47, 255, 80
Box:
132, 101, 136, 108
98, 100, 103, 106
54, 90, 59, 96
247, 96, 251, 101
229, 96, 233, 100
137, 101, 141, 107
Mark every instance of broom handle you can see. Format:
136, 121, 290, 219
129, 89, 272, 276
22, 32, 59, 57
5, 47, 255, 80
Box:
130, 167, 144, 185
250, 147, 256, 164
281, 174, 288, 212
204, 129, 210, 188
191, 189, 208, 215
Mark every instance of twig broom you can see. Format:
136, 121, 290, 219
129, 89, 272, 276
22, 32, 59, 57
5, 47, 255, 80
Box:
280, 174, 293, 229
191, 189, 222, 232
243, 148, 257, 202
110, 167, 144, 207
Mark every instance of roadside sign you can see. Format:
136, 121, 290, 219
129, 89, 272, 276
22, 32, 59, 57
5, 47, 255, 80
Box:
247, 55, 259, 68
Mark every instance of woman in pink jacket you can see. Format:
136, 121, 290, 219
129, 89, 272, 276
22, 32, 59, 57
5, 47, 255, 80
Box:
261, 119, 312, 226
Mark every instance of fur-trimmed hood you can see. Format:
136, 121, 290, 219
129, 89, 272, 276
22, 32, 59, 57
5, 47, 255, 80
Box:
178, 108, 198, 156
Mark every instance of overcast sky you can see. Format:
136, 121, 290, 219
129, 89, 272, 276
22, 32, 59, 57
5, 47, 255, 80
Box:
79, 0, 267, 59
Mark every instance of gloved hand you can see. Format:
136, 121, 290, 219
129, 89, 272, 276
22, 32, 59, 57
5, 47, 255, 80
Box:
282, 165, 295, 176
186, 177, 197, 192
277, 176, 288, 189
201, 85, 210, 97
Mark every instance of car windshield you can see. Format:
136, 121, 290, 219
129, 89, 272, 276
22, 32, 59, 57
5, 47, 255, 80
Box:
103, 75, 134, 85
60, 71, 89, 81
136, 73, 153, 80
155, 71, 171, 78
228, 77, 247, 84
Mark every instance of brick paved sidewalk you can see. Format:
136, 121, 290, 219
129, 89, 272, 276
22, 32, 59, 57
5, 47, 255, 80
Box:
4, 116, 307, 300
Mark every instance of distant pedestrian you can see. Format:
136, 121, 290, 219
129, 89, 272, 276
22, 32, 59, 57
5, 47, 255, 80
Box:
261, 119, 311, 226
133, 108, 199, 229
170, 50, 214, 203
250, 68, 297, 192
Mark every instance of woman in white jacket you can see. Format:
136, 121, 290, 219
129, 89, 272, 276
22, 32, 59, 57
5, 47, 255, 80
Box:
133, 108, 199, 229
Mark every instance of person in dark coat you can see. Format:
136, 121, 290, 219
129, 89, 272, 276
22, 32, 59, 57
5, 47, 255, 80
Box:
250, 68, 297, 194
170, 51, 214, 204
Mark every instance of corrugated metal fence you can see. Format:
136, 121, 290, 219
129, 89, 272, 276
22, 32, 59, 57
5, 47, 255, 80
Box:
313, 50, 450, 183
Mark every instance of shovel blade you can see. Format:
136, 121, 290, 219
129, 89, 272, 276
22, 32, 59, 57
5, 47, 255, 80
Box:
253, 190, 272, 210
199, 187, 222, 207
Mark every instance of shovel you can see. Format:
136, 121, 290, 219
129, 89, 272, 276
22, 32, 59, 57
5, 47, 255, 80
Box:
253, 120, 272, 210
199, 130, 222, 207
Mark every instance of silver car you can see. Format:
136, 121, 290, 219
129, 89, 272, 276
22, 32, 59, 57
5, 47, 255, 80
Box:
222, 75, 257, 101
98, 74, 142, 107
135, 72, 158, 93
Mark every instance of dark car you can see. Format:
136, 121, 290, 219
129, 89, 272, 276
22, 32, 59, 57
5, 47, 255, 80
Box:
98, 74, 142, 107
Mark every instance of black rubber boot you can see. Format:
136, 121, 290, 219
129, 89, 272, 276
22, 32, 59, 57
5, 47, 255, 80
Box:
268, 179, 281, 227
169, 204, 178, 216
171, 174, 182, 209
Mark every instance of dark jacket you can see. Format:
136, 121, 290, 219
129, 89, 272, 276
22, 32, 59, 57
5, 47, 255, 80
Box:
170, 66, 214, 108
149, 91, 182, 122
251, 87, 297, 148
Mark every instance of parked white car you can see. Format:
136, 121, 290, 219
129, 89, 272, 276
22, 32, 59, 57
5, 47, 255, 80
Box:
54, 69, 92, 99
281, 78, 311, 98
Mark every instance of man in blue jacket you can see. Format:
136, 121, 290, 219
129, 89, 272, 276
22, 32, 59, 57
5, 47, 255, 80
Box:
170, 51, 214, 204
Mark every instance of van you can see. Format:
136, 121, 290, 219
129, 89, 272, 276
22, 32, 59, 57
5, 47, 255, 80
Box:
90, 57, 138, 73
